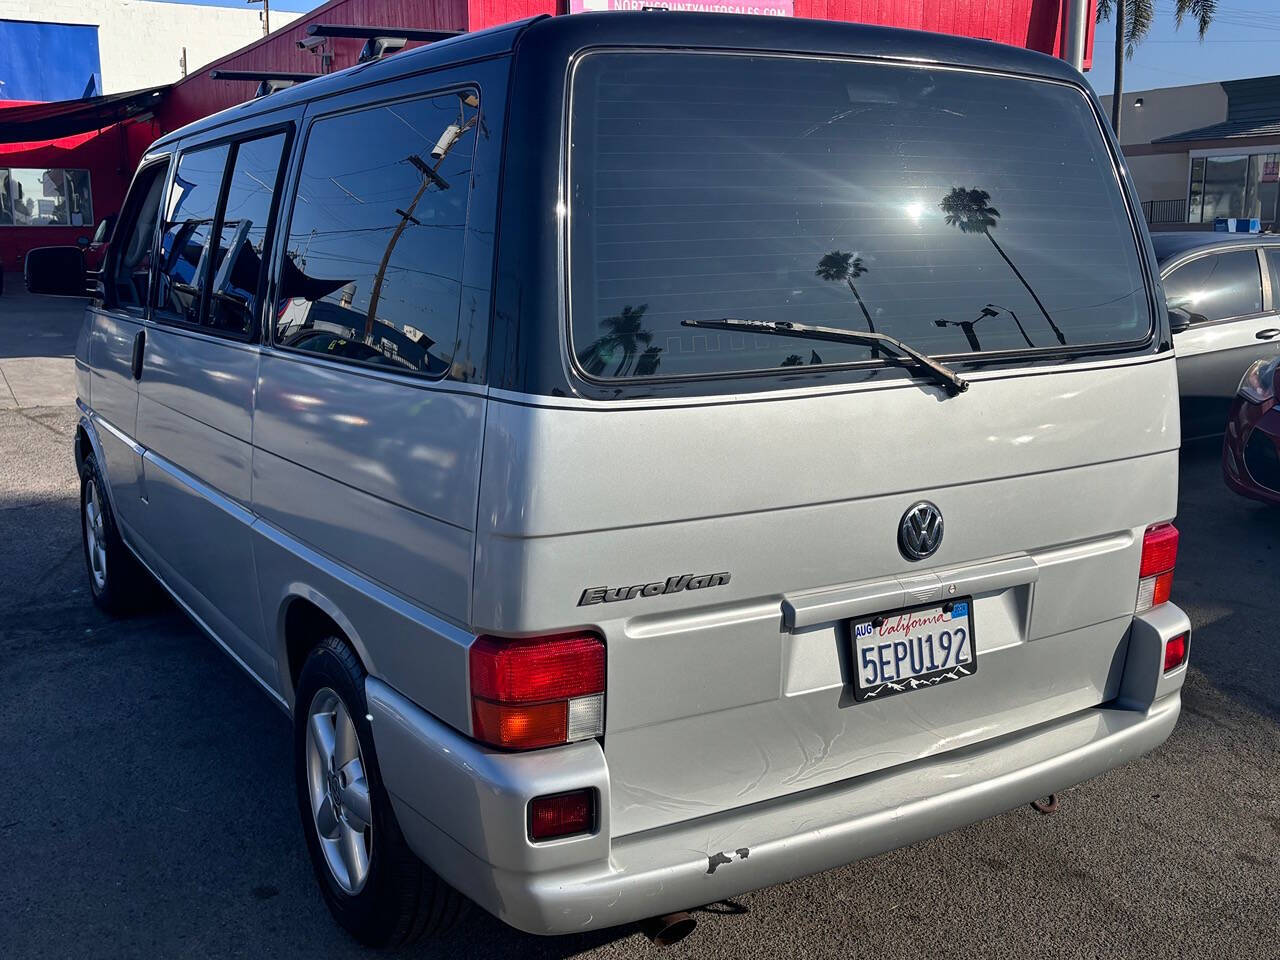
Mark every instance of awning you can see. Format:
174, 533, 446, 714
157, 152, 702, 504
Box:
0, 85, 169, 143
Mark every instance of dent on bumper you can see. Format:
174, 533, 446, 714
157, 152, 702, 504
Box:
367, 605, 1189, 936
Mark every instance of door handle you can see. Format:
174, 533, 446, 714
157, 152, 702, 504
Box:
131, 329, 146, 381
1257, 328, 1280, 341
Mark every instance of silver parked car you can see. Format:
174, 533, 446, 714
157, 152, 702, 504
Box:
61, 12, 1191, 948
1155, 232, 1280, 439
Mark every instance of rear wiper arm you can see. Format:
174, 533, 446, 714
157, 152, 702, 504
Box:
681, 317, 969, 397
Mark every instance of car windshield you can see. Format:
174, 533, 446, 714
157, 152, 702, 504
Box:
568, 52, 1151, 381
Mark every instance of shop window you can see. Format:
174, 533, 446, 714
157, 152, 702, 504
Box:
1188, 157, 1205, 223
1200, 155, 1248, 223
0, 167, 93, 226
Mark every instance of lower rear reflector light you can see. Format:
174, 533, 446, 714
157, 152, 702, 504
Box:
529, 789, 595, 841
1164, 633, 1189, 673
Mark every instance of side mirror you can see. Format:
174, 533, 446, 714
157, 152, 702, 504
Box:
24, 246, 88, 298
1168, 308, 1194, 335
92, 214, 116, 246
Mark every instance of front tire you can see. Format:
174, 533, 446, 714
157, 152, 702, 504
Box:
79, 452, 152, 615
294, 636, 466, 948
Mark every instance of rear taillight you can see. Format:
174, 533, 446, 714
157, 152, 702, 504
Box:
469, 632, 605, 750
1136, 523, 1179, 613
528, 789, 596, 841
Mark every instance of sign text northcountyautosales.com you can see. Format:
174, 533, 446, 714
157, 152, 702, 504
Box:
569, 0, 794, 15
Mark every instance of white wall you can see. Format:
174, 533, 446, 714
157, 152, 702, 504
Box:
0, 0, 302, 95
1125, 153, 1191, 206
1099, 81, 1227, 146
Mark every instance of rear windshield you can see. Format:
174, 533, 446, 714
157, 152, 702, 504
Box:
568, 52, 1151, 382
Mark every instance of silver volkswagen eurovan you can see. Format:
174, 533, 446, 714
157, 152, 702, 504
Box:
69, 12, 1191, 948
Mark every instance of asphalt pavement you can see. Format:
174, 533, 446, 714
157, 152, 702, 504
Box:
1, 283, 1277, 959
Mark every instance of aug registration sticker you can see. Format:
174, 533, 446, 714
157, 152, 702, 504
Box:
851, 600, 976, 702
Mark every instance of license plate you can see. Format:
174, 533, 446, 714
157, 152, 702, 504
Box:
851, 599, 976, 702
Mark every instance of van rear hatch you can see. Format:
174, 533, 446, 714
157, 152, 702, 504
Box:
476, 47, 1174, 838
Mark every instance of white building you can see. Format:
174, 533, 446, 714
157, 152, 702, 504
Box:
1102, 76, 1280, 230
0, 0, 302, 95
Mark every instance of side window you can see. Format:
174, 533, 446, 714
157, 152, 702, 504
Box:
1163, 250, 1263, 324
108, 162, 168, 310
274, 90, 479, 377
208, 132, 288, 336
1266, 250, 1280, 307
155, 144, 230, 325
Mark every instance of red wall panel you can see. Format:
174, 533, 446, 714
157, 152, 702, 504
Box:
156, 0, 471, 136
465, 0, 1094, 67
0, 119, 158, 266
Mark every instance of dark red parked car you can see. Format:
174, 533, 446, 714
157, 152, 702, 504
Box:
1224, 356, 1280, 506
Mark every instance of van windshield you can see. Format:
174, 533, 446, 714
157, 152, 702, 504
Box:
567, 52, 1151, 381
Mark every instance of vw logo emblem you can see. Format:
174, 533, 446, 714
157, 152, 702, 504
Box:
899, 501, 944, 561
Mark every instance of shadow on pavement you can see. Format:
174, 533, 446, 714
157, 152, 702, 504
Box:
0, 274, 88, 360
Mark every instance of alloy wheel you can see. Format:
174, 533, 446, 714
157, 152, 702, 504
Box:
305, 687, 374, 894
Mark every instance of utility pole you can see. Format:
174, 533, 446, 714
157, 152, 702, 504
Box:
364, 111, 478, 338
247, 0, 270, 36
1062, 0, 1088, 72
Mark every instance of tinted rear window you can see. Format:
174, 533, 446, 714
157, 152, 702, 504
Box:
568, 53, 1150, 381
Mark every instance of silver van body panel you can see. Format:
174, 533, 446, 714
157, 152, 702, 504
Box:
372, 602, 1188, 935
133, 325, 269, 676
475, 356, 1179, 835
84, 307, 145, 534
251, 352, 485, 628
74, 13, 1188, 939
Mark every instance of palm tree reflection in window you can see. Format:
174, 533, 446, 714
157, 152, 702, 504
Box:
815, 250, 879, 358
578, 304, 661, 377
939, 187, 1067, 346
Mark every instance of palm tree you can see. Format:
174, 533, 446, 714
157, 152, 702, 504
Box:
633, 346, 663, 377
781, 354, 805, 367
577, 304, 653, 377
815, 250, 878, 357
815, 251, 875, 332
939, 187, 1067, 346
1096, 1, 1217, 138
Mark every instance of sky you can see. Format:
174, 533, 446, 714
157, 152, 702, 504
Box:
1087, 0, 1280, 97
146, 0, 1280, 97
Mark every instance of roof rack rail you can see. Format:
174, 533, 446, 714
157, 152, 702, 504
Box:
210, 69, 322, 98
304, 23, 464, 63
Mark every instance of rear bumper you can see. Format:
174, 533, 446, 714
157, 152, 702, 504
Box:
367, 604, 1189, 936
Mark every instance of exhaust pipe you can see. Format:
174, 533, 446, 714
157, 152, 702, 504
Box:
640, 911, 696, 946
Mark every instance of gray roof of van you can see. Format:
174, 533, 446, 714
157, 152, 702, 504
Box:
152, 11, 1091, 148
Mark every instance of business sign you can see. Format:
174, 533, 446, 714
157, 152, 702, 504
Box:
569, 0, 793, 16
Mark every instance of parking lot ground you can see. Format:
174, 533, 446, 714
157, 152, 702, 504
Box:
1, 290, 1278, 960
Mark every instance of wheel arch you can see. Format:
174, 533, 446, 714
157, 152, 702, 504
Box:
74, 413, 123, 519
276, 586, 376, 711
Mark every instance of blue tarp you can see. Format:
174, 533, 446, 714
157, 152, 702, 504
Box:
0, 19, 103, 102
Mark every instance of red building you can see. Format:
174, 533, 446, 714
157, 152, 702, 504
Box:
0, 0, 1095, 267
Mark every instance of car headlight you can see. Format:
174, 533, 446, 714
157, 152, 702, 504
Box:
1237, 357, 1280, 404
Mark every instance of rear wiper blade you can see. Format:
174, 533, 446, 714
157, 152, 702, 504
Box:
681, 317, 969, 397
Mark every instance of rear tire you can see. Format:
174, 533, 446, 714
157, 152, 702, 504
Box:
294, 636, 466, 948
79, 452, 154, 616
